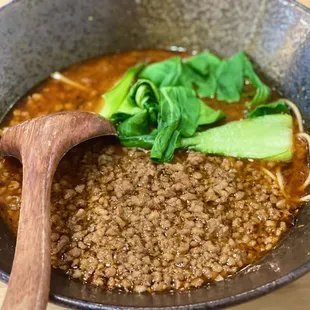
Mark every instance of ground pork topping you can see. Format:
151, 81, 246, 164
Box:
49, 143, 293, 292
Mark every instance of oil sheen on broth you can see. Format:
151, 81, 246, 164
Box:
0, 50, 308, 292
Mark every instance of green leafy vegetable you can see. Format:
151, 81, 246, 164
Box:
98, 51, 284, 164
120, 130, 157, 149
108, 76, 225, 162
198, 100, 225, 125
243, 56, 270, 107
130, 79, 160, 123
247, 100, 289, 118
118, 110, 149, 137
115, 80, 160, 142
215, 51, 270, 105
180, 114, 293, 161
183, 52, 221, 97
178, 64, 204, 90
151, 86, 208, 162
99, 63, 144, 119
136, 51, 269, 106
216, 52, 244, 102
139, 57, 183, 88
111, 79, 159, 123
150, 87, 187, 162
131, 79, 159, 108
118, 88, 225, 158
172, 87, 201, 137
110, 100, 142, 123
185, 52, 221, 75
195, 72, 218, 98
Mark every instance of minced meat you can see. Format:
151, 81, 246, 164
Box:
49, 143, 294, 292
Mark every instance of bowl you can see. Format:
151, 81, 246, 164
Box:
1, 0, 310, 309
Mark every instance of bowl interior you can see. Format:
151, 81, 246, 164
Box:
1, 0, 310, 308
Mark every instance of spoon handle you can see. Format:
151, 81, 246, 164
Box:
1, 155, 53, 310
0, 111, 116, 310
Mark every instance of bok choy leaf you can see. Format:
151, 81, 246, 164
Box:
139, 57, 183, 88
216, 52, 244, 102
185, 52, 221, 75
215, 51, 270, 105
129, 79, 160, 123
120, 132, 157, 149
180, 114, 293, 161
118, 87, 225, 159
150, 86, 200, 162
243, 56, 270, 107
99, 63, 144, 119
111, 79, 159, 123
118, 110, 150, 137
247, 100, 289, 118
183, 52, 221, 97
198, 100, 225, 125
98, 50, 288, 163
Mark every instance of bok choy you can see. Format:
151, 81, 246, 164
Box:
215, 51, 270, 105
98, 50, 292, 163
247, 100, 289, 118
100, 63, 145, 119
180, 114, 293, 161
150, 87, 201, 162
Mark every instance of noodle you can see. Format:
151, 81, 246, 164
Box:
276, 166, 287, 198
297, 132, 310, 189
51, 72, 95, 93
276, 199, 286, 207
300, 194, 310, 202
284, 99, 304, 132
272, 100, 310, 201
261, 167, 277, 181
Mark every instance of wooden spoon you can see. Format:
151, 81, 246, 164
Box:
0, 111, 116, 310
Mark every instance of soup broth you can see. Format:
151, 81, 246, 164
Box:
0, 50, 308, 292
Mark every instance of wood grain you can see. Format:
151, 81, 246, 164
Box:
0, 0, 310, 309
0, 112, 115, 310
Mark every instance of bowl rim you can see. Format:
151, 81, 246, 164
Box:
1, 0, 310, 309
1, 258, 310, 309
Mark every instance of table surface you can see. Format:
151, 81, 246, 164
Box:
1, 0, 310, 309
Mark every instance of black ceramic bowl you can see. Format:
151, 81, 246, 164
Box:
1, 0, 310, 309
